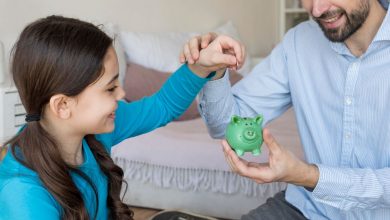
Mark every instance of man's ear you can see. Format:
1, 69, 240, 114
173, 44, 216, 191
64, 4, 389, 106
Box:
48, 94, 74, 119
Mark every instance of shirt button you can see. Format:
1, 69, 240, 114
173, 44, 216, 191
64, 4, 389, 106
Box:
345, 97, 352, 105
345, 133, 351, 139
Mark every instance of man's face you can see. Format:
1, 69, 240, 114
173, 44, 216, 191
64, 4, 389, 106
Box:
301, 0, 370, 42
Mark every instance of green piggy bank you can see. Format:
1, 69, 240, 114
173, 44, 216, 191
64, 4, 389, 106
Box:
225, 115, 263, 156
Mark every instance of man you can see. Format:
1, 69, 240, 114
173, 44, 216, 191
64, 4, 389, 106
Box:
181, 0, 390, 219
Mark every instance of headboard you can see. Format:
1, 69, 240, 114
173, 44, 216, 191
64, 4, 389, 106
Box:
0, 0, 279, 85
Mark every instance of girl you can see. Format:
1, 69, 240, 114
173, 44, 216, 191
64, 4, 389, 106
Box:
0, 16, 244, 219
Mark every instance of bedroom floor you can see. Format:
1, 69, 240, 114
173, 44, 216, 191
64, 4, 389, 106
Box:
131, 206, 159, 220
131, 206, 231, 220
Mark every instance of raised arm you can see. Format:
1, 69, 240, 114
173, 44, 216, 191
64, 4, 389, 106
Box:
97, 35, 246, 148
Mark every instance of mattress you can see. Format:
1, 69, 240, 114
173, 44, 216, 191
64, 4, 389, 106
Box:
112, 108, 303, 219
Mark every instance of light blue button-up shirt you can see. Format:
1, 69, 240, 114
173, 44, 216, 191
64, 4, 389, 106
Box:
199, 8, 390, 220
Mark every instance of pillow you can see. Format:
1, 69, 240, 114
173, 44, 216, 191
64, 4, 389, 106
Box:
101, 23, 127, 86
119, 21, 252, 77
124, 62, 243, 121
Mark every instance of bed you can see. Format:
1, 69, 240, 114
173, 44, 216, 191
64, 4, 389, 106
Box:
112, 108, 303, 219
0, 3, 302, 219
105, 22, 304, 219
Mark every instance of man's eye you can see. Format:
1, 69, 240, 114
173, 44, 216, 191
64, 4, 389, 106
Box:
107, 86, 118, 92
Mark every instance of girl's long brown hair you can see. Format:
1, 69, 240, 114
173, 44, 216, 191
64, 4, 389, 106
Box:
5, 15, 133, 220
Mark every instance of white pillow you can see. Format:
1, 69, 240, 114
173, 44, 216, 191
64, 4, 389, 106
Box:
118, 21, 252, 77
102, 23, 128, 86
119, 31, 196, 74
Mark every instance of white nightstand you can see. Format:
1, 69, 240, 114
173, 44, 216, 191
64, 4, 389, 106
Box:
0, 87, 26, 143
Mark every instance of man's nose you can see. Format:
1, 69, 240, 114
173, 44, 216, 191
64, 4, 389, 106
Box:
312, 0, 332, 18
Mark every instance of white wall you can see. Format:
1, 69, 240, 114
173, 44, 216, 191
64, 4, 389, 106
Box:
0, 0, 280, 141
0, 0, 279, 85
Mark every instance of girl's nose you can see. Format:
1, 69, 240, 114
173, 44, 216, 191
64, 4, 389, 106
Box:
116, 86, 126, 100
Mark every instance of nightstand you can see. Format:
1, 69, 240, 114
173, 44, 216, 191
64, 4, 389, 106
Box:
0, 87, 26, 143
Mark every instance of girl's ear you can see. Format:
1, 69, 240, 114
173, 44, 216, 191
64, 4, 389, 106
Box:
48, 94, 74, 119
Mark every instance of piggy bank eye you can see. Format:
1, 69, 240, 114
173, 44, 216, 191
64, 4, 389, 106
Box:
250, 123, 253, 126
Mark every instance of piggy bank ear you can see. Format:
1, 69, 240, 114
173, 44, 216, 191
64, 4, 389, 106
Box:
231, 115, 241, 124
255, 115, 263, 125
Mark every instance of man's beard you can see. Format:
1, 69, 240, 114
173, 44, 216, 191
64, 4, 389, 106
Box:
314, 1, 370, 42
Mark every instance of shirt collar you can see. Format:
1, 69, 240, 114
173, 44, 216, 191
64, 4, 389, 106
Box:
328, 8, 390, 56
373, 8, 390, 42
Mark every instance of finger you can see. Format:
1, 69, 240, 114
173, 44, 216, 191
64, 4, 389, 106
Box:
247, 162, 262, 169
226, 153, 237, 172
223, 48, 236, 56
183, 43, 194, 64
222, 140, 247, 173
189, 36, 201, 61
224, 146, 275, 182
254, 179, 266, 184
235, 159, 274, 182
211, 54, 237, 67
223, 149, 235, 171
224, 46, 241, 68
222, 141, 238, 172
223, 142, 246, 168
228, 152, 251, 176
215, 63, 234, 72
179, 50, 186, 63
222, 140, 238, 162
217, 36, 242, 65
239, 44, 246, 69
201, 32, 218, 49
222, 49, 238, 70
263, 128, 282, 155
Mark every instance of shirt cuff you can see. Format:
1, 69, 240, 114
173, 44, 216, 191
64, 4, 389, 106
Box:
200, 69, 232, 103
311, 164, 351, 206
180, 63, 210, 86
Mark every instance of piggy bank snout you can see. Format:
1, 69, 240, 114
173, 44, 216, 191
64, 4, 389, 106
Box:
243, 128, 258, 140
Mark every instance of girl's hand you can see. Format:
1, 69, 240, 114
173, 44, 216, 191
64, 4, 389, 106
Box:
185, 35, 246, 78
180, 32, 218, 64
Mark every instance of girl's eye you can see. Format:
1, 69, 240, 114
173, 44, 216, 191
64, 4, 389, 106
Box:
107, 86, 118, 92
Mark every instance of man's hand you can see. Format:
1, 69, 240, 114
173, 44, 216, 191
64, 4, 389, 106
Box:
186, 35, 245, 78
222, 128, 319, 188
180, 33, 246, 79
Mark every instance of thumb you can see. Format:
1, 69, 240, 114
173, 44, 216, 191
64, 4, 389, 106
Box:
263, 128, 281, 154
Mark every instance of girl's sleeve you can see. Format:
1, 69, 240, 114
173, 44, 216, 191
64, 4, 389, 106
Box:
0, 179, 60, 220
97, 64, 211, 150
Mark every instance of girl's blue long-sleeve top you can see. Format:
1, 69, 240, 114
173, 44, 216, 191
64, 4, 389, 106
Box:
0, 64, 210, 219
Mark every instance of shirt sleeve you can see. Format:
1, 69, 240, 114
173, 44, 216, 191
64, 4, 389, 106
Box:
0, 178, 60, 220
198, 43, 292, 139
312, 164, 390, 210
97, 64, 210, 150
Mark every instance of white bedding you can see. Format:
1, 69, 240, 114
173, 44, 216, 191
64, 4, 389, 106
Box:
112, 108, 303, 219
112, 116, 269, 171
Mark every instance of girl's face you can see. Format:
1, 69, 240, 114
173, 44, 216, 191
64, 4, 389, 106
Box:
70, 46, 125, 135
